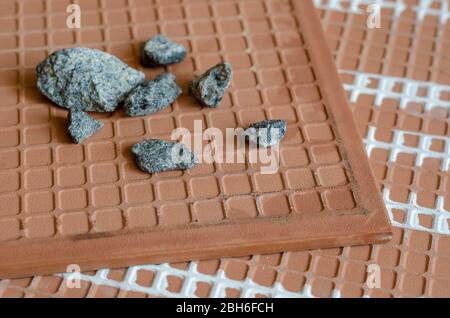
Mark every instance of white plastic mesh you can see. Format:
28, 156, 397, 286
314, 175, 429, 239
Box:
70, 264, 325, 298
314, 0, 450, 24
364, 126, 450, 235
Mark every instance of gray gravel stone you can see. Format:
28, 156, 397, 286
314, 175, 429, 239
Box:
243, 120, 287, 148
36, 47, 145, 112
189, 62, 232, 108
130, 139, 198, 174
141, 35, 187, 67
124, 72, 182, 117
68, 110, 104, 144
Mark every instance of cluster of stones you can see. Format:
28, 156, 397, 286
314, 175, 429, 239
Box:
36, 35, 285, 173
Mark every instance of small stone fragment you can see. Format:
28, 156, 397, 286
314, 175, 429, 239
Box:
68, 110, 104, 144
124, 72, 182, 117
243, 120, 287, 148
141, 35, 187, 67
36, 47, 145, 112
130, 139, 198, 174
189, 62, 232, 108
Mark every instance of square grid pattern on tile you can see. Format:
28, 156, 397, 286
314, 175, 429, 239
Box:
0, 0, 357, 241
0, 0, 390, 278
1, 0, 448, 298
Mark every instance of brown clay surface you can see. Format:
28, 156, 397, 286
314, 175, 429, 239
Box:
0, 0, 450, 298
0, 0, 439, 298
0, 0, 449, 298
319, 1, 450, 85
0, 0, 391, 278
